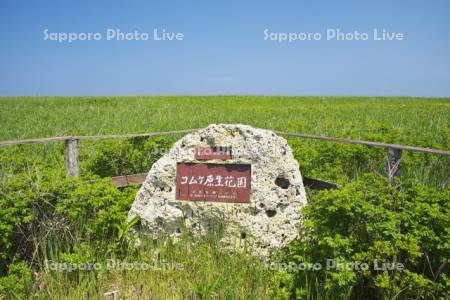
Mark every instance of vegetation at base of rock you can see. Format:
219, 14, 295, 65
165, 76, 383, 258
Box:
0, 96, 448, 299
278, 175, 449, 299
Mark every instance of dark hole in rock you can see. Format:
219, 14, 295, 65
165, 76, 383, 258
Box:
275, 177, 290, 189
200, 137, 205, 142
266, 209, 277, 218
241, 232, 247, 239
259, 203, 265, 208
296, 188, 300, 196
176, 228, 181, 234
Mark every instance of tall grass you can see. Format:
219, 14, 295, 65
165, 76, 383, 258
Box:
0, 96, 448, 149
34, 228, 274, 299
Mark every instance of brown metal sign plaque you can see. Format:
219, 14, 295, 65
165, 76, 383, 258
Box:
195, 146, 232, 161
176, 163, 251, 203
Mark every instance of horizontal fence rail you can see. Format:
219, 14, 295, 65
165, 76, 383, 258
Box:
0, 129, 448, 184
0, 129, 198, 146
273, 131, 450, 156
1, 129, 448, 156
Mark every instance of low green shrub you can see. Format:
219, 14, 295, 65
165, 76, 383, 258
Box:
0, 166, 139, 298
0, 262, 33, 299
280, 174, 449, 299
82, 136, 174, 177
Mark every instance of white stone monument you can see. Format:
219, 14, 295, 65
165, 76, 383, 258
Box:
128, 124, 307, 256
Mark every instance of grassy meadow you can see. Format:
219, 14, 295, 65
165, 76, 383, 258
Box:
0, 96, 448, 146
0, 96, 449, 299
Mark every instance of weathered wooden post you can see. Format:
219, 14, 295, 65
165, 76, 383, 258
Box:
386, 147, 402, 185
65, 138, 79, 177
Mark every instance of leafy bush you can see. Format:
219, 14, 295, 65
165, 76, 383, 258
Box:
282, 174, 449, 299
0, 262, 33, 299
83, 136, 174, 177
288, 139, 386, 184
0, 166, 139, 298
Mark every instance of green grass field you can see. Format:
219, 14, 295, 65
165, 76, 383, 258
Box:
0, 96, 449, 299
1, 96, 448, 147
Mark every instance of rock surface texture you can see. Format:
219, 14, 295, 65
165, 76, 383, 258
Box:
128, 124, 307, 256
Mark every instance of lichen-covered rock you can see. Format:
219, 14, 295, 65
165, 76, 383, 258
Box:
128, 124, 307, 256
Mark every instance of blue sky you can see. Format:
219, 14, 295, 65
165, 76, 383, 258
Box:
0, 0, 449, 97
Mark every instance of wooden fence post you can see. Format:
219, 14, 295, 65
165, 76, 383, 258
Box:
386, 147, 402, 185
65, 138, 79, 177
